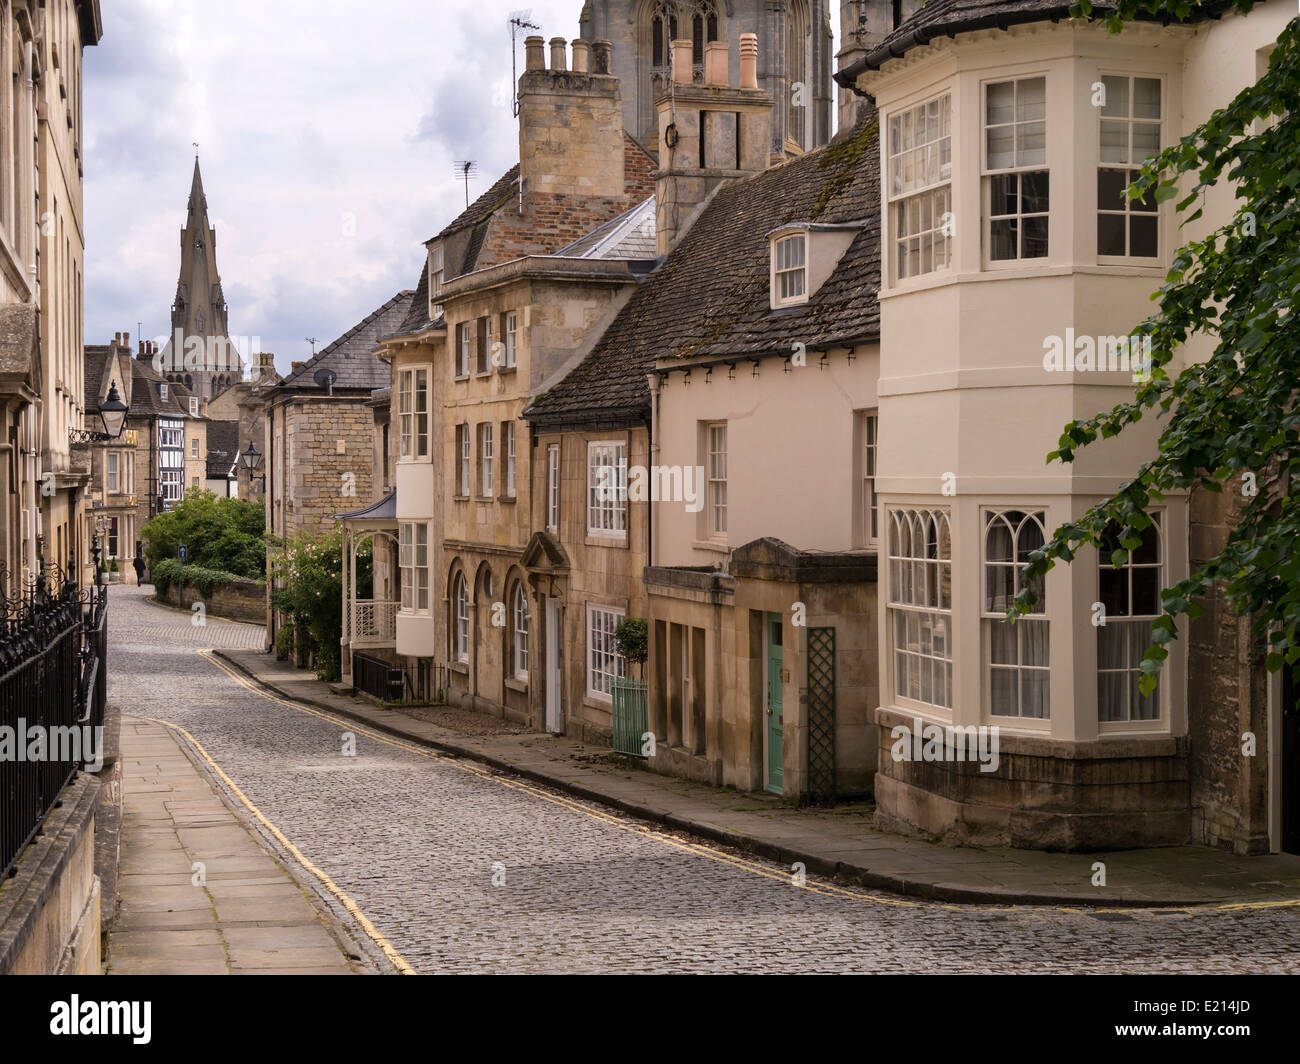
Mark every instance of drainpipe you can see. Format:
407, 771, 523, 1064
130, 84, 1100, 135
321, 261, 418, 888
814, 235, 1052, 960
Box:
646, 373, 661, 569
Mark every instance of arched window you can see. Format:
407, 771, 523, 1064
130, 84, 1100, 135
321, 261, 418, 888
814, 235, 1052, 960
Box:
787, 0, 810, 148
453, 572, 469, 663
512, 582, 529, 679
650, 2, 716, 70
983, 510, 1049, 720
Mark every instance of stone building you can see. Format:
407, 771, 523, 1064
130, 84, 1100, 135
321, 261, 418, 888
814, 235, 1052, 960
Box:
264, 291, 413, 546
579, 0, 834, 155
526, 47, 883, 798
29, 0, 102, 587
82, 334, 208, 578
206, 350, 279, 503
835, 0, 1296, 851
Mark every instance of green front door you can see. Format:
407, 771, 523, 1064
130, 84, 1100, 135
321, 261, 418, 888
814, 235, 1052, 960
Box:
766, 612, 784, 795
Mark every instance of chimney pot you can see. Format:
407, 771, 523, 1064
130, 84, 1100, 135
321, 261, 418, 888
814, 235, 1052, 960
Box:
739, 34, 759, 90
704, 41, 729, 87
591, 39, 612, 75
571, 39, 590, 73
549, 37, 567, 72
123, 332, 130, 351
524, 35, 546, 72
114, 332, 121, 346
671, 39, 693, 86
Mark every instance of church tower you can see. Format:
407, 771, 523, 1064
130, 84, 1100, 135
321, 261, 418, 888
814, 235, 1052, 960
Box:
836, 1, 923, 128
579, 0, 833, 157
153, 158, 242, 401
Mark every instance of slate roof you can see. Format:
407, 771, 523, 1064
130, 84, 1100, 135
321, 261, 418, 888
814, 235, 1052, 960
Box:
280, 290, 414, 392
840, 0, 1233, 76
554, 196, 657, 261
128, 357, 200, 419
390, 259, 439, 337
525, 110, 882, 431
205, 420, 240, 479
84, 346, 109, 413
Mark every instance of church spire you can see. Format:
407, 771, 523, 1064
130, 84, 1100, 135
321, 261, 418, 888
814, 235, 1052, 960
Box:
157, 155, 241, 402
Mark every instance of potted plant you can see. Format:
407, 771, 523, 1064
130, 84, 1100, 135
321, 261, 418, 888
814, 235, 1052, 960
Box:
612, 618, 649, 757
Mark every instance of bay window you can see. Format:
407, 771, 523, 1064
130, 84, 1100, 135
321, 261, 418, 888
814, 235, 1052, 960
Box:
888, 93, 952, 282
984, 76, 1048, 261
983, 510, 1050, 719
399, 522, 430, 613
398, 366, 430, 459
1098, 75, 1162, 259
888, 509, 953, 709
1098, 516, 1163, 722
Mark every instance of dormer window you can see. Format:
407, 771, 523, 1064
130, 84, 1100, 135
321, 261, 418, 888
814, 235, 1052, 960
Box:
771, 232, 808, 308
159, 383, 168, 401
428, 243, 445, 319
189, 397, 200, 416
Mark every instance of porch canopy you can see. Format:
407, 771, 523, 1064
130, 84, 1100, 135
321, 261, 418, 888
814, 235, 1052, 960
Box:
333, 492, 399, 683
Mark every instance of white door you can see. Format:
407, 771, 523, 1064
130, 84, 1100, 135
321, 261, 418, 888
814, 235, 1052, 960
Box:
545, 598, 562, 733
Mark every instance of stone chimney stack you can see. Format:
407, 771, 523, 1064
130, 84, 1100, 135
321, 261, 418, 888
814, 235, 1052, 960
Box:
654, 32, 774, 256
517, 36, 625, 202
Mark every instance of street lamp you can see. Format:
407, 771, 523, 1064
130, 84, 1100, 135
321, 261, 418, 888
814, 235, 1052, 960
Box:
70, 381, 129, 444
241, 442, 267, 492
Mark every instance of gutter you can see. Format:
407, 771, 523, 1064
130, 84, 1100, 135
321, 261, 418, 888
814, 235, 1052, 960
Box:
834, 2, 1235, 88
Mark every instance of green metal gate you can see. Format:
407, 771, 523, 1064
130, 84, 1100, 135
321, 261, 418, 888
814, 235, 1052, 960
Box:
806, 627, 837, 805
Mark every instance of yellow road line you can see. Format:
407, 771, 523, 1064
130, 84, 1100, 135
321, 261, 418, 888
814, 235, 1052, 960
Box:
196, 649, 1300, 920
131, 711, 417, 975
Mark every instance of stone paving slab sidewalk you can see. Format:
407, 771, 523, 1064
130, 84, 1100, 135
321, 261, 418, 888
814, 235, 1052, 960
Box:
215, 649, 1300, 909
106, 719, 361, 975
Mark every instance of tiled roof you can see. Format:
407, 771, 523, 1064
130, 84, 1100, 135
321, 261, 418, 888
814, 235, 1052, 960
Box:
554, 196, 657, 261
525, 110, 882, 430
281, 290, 414, 391
844, 0, 1232, 74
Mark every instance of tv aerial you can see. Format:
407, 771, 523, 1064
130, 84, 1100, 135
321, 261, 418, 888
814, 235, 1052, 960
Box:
454, 160, 479, 208
509, 11, 540, 117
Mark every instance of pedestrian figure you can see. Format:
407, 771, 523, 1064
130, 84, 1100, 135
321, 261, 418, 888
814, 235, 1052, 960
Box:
133, 556, 146, 586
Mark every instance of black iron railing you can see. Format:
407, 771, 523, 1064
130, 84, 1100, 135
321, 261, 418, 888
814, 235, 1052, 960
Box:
353, 652, 447, 705
0, 569, 109, 880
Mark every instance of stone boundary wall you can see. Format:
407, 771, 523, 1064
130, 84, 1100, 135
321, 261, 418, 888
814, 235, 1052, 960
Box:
159, 578, 265, 625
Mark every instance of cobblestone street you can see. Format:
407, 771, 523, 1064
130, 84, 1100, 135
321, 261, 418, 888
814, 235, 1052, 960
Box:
109, 588, 1300, 974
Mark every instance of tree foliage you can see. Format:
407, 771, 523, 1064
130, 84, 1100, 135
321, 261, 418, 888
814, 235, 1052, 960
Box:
140, 492, 267, 581
1010, 3, 1300, 690
269, 529, 372, 683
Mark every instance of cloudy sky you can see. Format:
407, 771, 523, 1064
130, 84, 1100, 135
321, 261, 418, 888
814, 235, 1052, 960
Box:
83, 0, 587, 374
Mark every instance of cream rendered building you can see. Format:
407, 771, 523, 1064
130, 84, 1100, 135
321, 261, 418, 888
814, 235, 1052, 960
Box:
839, 0, 1295, 850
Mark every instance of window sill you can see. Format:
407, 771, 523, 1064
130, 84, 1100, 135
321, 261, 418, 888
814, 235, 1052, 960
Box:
453, 375, 470, 382
585, 693, 613, 709
585, 533, 628, 549
450, 662, 469, 675
498, 365, 517, 375
453, 495, 470, 502
497, 494, 517, 504
505, 677, 528, 694
692, 539, 729, 554
476, 495, 495, 503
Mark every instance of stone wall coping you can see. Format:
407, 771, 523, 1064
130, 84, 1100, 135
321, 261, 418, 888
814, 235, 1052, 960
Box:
0, 773, 100, 974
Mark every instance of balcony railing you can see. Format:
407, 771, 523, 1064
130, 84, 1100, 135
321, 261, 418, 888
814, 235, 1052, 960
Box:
351, 601, 397, 646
